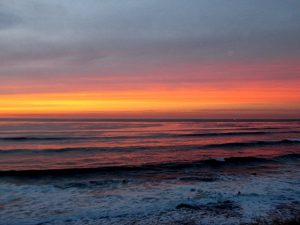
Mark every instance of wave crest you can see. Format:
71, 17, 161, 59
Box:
1, 153, 299, 177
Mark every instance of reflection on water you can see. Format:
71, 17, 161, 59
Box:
0, 119, 299, 171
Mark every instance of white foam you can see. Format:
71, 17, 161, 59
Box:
287, 138, 300, 142
1, 161, 300, 225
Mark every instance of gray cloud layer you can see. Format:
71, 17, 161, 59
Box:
0, 0, 300, 82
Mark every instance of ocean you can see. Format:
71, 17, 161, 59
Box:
0, 119, 300, 224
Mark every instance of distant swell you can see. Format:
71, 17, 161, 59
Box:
0, 138, 299, 155
0, 153, 299, 177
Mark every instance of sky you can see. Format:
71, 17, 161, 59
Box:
0, 0, 300, 118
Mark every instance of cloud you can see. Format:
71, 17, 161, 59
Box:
0, 0, 300, 83
0, 10, 21, 29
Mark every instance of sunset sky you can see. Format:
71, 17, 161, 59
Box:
0, 0, 300, 118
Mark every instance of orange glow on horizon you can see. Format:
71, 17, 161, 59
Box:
1, 85, 299, 117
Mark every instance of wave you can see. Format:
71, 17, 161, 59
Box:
204, 138, 300, 149
179, 131, 269, 137
0, 131, 291, 142
0, 138, 300, 155
0, 136, 148, 141
1, 153, 299, 177
0, 137, 77, 141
